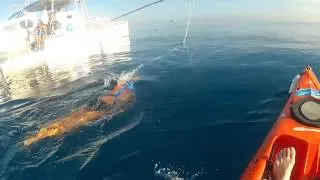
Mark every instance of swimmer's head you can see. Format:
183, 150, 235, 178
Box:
110, 79, 118, 89
104, 79, 118, 90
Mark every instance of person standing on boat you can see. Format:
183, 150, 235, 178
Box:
48, 9, 57, 35
34, 20, 46, 51
41, 9, 49, 33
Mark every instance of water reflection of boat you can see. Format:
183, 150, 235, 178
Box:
0, 0, 130, 59
0, 67, 11, 103
0, 34, 131, 102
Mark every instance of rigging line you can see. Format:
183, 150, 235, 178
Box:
110, 0, 165, 22
81, 0, 90, 18
183, 0, 192, 46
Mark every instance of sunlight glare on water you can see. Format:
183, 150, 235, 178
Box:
2, 4, 320, 179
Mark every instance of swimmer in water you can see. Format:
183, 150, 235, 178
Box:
24, 78, 136, 146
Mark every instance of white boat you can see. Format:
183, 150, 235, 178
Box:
0, 0, 132, 102
0, 0, 130, 60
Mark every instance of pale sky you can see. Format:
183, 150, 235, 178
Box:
0, 0, 320, 23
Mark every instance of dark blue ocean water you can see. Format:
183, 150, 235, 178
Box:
2, 21, 320, 180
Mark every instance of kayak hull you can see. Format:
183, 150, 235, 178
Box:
241, 66, 320, 180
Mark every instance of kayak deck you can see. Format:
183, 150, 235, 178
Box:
242, 66, 320, 180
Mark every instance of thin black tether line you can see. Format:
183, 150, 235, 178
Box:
110, 0, 165, 22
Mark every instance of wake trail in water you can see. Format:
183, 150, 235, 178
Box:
52, 112, 143, 170
0, 145, 19, 178
0, 98, 37, 114
150, 118, 272, 134
135, 43, 194, 78
24, 144, 62, 169
79, 113, 143, 170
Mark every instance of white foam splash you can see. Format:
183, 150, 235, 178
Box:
119, 64, 144, 82
154, 162, 204, 180
102, 64, 143, 87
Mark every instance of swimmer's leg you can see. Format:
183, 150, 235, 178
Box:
79, 105, 91, 112
99, 96, 116, 105
273, 147, 296, 180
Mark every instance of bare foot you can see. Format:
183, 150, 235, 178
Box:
273, 147, 296, 180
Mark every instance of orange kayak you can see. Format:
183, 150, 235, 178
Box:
241, 66, 320, 180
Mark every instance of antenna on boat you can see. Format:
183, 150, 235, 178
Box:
110, 0, 165, 21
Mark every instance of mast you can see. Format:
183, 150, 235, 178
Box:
51, 0, 54, 13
